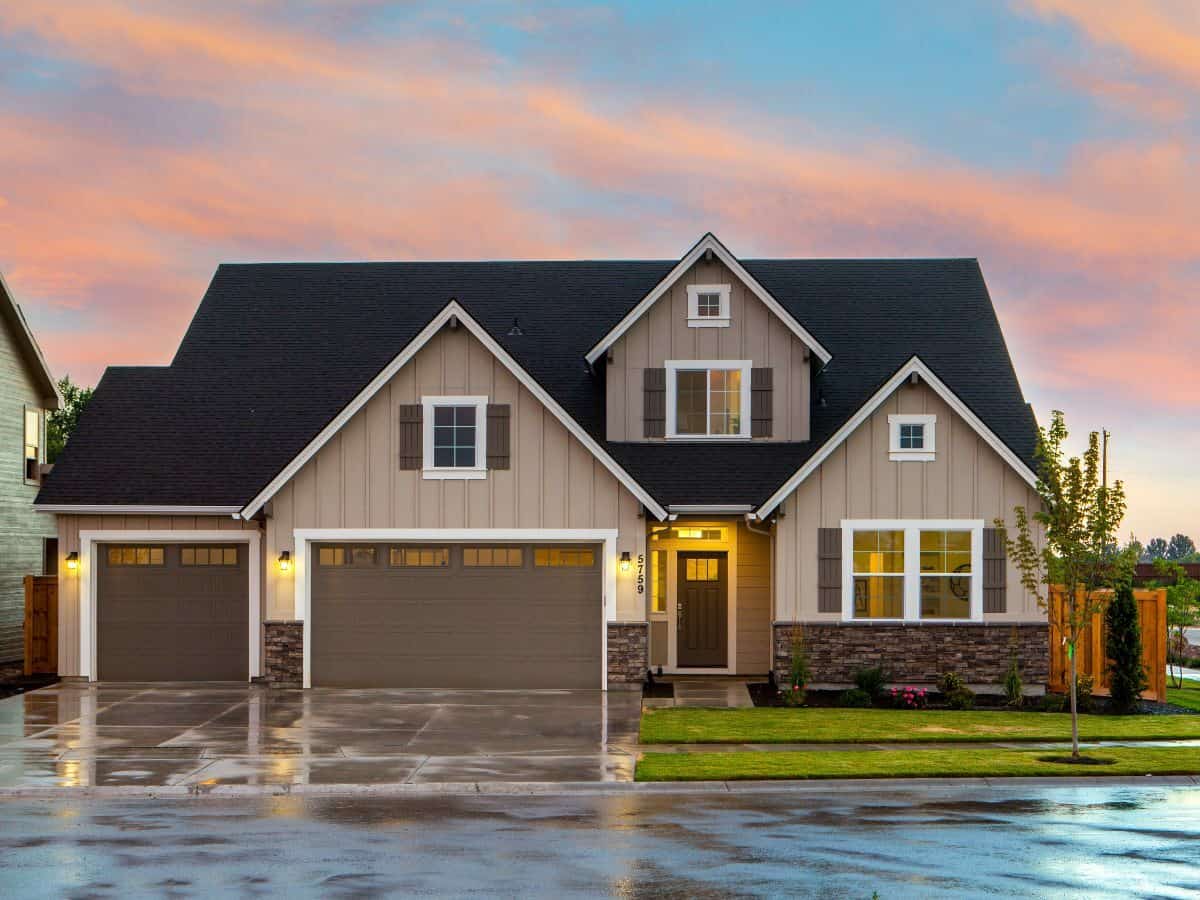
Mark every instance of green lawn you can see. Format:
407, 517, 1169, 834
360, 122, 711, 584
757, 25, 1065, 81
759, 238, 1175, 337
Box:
640, 706, 1200, 745
636, 746, 1200, 782
1167, 680, 1200, 712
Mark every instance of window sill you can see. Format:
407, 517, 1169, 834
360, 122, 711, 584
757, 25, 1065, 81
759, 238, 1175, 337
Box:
421, 468, 487, 481
686, 318, 731, 328
664, 434, 753, 441
889, 451, 935, 462
846, 618, 983, 625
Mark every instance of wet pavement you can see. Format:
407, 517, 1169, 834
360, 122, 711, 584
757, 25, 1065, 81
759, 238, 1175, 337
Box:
2, 783, 1199, 897
0, 683, 642, 790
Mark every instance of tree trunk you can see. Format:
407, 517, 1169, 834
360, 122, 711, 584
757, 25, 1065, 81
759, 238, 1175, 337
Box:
1068, 642, 1080, 759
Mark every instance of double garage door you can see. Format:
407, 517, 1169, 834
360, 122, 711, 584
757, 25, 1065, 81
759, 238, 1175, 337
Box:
311, 542, 603, 689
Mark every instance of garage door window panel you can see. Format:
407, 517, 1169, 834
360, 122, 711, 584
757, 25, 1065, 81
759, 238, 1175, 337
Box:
534, 548, 596, 568
389, 547, 450, 567
107, 546, 165, 567
180, 546, 238, 566
463, 546, 523, 567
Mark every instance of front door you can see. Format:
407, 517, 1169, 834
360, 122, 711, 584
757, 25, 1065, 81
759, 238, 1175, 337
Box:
676, 552, 728, 667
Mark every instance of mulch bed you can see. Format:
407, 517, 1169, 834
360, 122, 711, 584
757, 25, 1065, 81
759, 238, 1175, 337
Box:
0, 661, 58, 701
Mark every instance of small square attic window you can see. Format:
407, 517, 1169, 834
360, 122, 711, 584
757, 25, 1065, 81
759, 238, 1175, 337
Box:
888, 414, 936, 461
686, 285, 730, 327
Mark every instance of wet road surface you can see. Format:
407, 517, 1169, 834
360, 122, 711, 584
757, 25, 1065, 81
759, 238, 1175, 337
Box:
3, 784, 1199, 898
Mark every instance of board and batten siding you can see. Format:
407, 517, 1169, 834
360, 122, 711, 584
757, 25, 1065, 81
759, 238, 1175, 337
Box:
735, 520, 772, 673
54, 514, 261, 677
605, 257, 811, 442
0, 312, 57, 662
774, 380, 1044, 622
264, 326, 647, 622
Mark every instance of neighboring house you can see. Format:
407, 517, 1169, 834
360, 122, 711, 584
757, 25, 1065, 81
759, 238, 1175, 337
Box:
0, 272, 62, 662
36, 234, 1047, 690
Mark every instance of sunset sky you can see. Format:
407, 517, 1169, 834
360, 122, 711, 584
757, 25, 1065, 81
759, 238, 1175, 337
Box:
0, 2, 1196, 541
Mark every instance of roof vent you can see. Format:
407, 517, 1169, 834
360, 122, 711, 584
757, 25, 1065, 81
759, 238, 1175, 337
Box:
507, 317, 524, 336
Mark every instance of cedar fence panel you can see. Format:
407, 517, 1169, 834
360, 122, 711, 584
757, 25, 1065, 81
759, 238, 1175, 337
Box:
23, 575, 57, 675
1049, 587, 1167, 702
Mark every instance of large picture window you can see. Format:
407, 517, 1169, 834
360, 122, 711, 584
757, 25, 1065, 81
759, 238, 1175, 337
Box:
665, 360, 751, 439
843, 520, 982, 622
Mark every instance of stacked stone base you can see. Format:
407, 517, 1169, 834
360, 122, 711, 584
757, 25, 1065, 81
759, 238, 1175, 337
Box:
774, 622, 1049, 689
262, 621, 303, 687
606, 622, 649, 690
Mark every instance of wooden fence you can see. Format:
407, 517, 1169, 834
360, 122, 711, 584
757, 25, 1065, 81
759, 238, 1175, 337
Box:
23, 575, 57, 675
1049, 587, 1167, 702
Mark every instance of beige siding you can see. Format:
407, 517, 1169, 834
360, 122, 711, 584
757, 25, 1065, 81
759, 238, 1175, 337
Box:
264, 327, 646, 621
774, 380, 1044, 622
736, 521, 772, 673
55, 514, 260, 677
606, 257, 811, 442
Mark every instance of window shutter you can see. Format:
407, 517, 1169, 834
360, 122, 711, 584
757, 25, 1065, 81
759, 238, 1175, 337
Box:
751, 368, 773, 437
983, 527, 1007, 614
817, 527, 842, 613
643, 368, 666, 438
486, 403, 511, 469
397, 404, 422, 470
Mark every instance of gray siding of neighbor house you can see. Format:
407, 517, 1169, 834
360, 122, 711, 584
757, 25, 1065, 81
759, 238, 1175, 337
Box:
774, 380, 1044, 623
605, 256, 811, 442
0, 313, 56, 661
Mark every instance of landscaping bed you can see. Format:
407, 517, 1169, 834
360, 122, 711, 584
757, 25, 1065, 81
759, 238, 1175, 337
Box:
640, 706, 1200, 745
0, 662, 57, 701
635, 745, 1200, 781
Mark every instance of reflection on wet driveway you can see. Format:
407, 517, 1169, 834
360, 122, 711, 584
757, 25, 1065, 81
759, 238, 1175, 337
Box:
2, 785, 1199, 897
0, 684, 642, 788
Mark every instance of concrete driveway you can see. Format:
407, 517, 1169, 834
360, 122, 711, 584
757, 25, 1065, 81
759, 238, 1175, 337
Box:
0, 683, 642, 791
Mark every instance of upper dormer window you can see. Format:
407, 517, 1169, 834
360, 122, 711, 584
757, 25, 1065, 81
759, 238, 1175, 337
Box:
665, 360, 751, 439
686, 284, 731, 328
888, 414, 936, 462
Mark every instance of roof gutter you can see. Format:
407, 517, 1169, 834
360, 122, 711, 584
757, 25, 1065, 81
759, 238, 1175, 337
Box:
34, 505, 243, 516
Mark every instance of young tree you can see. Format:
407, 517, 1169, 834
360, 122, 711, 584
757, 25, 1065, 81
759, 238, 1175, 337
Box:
1105, 585, 1146, 714
1001, 411, 1135, 759
1166, 533, 1197, 561
1155, 559, 1200, 690
47, 375, 94, 463
1144, 537, 1168, 562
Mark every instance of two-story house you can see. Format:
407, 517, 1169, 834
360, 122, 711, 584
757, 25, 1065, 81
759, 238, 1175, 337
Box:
35, 234, 1048, 690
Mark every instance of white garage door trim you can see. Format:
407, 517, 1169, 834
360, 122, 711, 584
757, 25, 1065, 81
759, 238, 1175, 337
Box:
293, 528, 619, 690
76, 530, 263, 682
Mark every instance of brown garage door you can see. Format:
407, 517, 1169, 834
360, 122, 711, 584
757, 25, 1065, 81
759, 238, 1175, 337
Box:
311, 542, 603, 688
97, 543, 248, 681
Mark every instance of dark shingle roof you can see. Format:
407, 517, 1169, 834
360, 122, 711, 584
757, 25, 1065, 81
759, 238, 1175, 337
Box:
38, 258, 1037, 511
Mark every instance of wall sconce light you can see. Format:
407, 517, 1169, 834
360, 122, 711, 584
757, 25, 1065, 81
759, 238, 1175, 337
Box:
65, 551, 79, 572
619, 551, 631, 572
278, 550, 291, 573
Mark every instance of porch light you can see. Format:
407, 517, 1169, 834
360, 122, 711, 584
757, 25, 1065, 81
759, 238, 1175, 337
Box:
65, 551, 79, 572
619, 551, 632, 572
278, 550, 291, 573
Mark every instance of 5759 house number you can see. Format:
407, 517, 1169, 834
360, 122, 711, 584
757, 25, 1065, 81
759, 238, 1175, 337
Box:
635, 553, 645, 594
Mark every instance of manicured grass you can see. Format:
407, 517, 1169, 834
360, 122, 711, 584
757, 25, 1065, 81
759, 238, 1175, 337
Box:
1167, 680, 1200, 712
636, 746, 1200, 782
640, 706, 1200, 745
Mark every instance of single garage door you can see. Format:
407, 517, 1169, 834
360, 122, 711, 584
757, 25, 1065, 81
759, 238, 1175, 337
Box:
97, 543, 249, 681
311, 542, 603, 689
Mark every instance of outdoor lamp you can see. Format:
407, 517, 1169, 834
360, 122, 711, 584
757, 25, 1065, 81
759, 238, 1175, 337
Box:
278, 550, 291, 573
65, 551, 79, 572
619, 551, 632, 572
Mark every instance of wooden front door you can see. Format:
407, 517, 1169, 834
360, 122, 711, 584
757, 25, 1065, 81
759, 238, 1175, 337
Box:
676, 552, 728, 667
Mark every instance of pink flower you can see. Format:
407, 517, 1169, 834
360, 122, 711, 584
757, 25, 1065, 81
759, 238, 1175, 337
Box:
792, 685, 800, 691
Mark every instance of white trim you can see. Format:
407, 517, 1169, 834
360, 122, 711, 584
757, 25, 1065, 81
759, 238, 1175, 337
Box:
664, 359, 753, 440
841, 519, 983, 624
668, 504, 753, 514
75, 530, 262, 683
239, 301, 667, 521
659, 532, 738, 675
585, 233, 832, 365
34, 505, 243, 515
421, 394, 488, 480
686, 284, 731, 327
754, 356, 1040, 518
292, 528, 618, 690
888, 413, 936, 462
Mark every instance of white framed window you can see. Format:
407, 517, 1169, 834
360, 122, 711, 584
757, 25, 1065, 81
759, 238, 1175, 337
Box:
842, 519, 983, 623
421, 395, 487, 479
888, 414, 936, 461
686, 284, 731, 327
665, 360, 752, 439
23, 406, 42, 483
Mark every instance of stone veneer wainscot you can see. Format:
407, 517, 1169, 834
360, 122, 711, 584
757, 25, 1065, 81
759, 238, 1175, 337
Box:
262, 621, 303, 687
607, 622, 648, 690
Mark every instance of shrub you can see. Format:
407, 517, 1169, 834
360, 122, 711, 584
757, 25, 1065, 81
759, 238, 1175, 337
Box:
838, 688, 873, 708
937, 671, 975, 710
1003, 647, 1024, 708
937, 671, 966, 694
1075, 673, 1095, 714
1105, 585, 1147, 714
854, 665, 889, 701
1040, 693, 1067, 713
889, 685, 928, 709
780, 629, 812, 707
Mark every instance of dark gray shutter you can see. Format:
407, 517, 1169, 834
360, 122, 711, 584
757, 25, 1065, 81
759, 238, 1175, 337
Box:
818, 527, 842, 614
751, 368, 773, 437
398, 404, 422, 470
643, 368, 666, 438
486, 403, 511, 470
983, 527, 1007, 613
